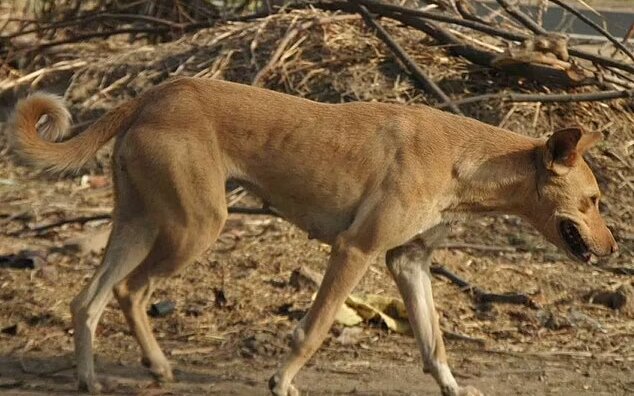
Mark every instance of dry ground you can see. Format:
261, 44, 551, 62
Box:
0, 172, 632, 395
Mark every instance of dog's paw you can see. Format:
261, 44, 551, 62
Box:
268, 374, 299, 396
142, 356, 174, 382
457, 385, 483, 396
78, 378, 103, 394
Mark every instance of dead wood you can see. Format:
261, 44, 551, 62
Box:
431, 265, 540, 309
314, 0, 634, 75
353, 2, 462, 114
8, 206, 277, 236
439, 88, 634, 108
494, 0, 547, 35
386, 13, 595, 87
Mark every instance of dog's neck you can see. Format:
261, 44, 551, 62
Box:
447, 129, 542, 217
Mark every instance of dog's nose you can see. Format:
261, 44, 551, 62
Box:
611, 241, 619, 254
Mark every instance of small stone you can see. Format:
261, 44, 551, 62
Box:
289, 265, 323, 291
334, 327, 363, 345
148, 301, 176, 317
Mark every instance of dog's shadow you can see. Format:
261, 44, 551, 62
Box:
0, 353, 265, 395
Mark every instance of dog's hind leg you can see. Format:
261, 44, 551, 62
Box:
386, 225, 482, 396
110, 131, 228, 385
71, 211, 156, 394
112, 271, 165, 380
72, 129, 227, 393
112, 202, 227, 382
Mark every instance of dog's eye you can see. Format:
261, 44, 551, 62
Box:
590, 195, 599, 206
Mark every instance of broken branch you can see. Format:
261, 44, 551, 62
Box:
387, 13, 594, 87
333, 0, 634, 74
439, 88, 634, 108
354, 2, 462, 114
8, 206, 277, 236
431, 265, 540, 309
494, 0, 547, 35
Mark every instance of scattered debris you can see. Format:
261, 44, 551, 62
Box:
240, 332, 284, 358
567, 309, 604, 332
62, 229, 111, 255
36, 265, 58, 281
80, 175, 111, 189
274, 303, 305, 321
170, 346, 220, 356
537, 310, 572, 330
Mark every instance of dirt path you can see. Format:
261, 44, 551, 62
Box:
1, 338, 632, 395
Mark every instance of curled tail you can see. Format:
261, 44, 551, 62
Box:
9, 93, 140, 173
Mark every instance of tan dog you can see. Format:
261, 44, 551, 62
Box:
9, 78, 618, 396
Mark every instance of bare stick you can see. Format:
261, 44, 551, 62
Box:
1, 11, 270, 57
8, 206, 277, 236
431, 265, 540, 308
437, 89, 634, 108
8, 214, 112, 236
388, 13, 594, 87
548, 0, 634, 63
352, 0, 527, 41
439, 242, 516, 253
568, 48, 634, 75
495, 0, 547, 34
21, 27, 171, 52
354, 3, 463, 114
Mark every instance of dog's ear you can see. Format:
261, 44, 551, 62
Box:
542, 127, 601, 175
576, 130, 603, 153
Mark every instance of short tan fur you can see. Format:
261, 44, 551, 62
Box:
8, 78, 617, 396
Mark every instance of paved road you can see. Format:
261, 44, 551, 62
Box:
476, 1, 633, 38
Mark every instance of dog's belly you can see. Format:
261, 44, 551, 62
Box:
286, 209, 353, 244
235, 179, 356, 244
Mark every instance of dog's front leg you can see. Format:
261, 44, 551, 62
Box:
387, 231, 483, 396
269, 233, 376, 396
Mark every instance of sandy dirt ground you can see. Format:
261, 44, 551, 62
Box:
0, 197, 632, 395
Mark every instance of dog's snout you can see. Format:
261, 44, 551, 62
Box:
610, 241, 619, 254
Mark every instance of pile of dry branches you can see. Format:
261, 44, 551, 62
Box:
1, 0, 268, 73
317, 0, 634, 112
2, 0, 633, 112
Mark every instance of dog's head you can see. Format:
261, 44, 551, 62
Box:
527, 127, 618, 263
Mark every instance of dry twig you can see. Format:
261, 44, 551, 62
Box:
353, 2, 462, 114
431, 265, 540, 308
439, 89, 634, 108
8, 206, 277, 236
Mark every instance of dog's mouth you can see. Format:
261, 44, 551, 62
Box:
559, 219, 591, 262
